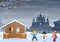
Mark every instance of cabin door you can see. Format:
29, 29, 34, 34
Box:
15, 28, 20, 38
9, 27, 15, 38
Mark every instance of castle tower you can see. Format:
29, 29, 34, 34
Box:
32, 18, 35, 25
47, 18, 49, 22
47, 18, 49, 25
43, 16, 45, 22
39, 13, 42, 18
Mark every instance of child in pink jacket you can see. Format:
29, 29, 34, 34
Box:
52, 31, 57, 42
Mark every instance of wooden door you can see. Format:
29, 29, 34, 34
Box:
9, 31, 15, 38
15, 28, 20, 38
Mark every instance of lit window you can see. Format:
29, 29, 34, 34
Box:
40, 23, 42, 25
11, 27, 13, 31
9, 27, 13, 31
16, 28, 20, 32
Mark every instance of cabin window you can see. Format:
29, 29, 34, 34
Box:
11, 27, 13, 31
9, 27, 13, 31
9, 28, 11, 31
16, 28, 20, 32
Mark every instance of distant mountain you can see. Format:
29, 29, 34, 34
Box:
18, 1, 47, 6
1, 0, 48, 6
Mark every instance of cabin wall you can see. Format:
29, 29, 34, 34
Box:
5, 22, 25, 33
3, 21, 26, 38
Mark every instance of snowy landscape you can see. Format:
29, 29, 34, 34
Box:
0, 0, 60, 42
0, 32, 60, 42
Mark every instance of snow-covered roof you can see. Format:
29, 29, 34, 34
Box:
54, 20, 60, 23
0, 20, 28, 30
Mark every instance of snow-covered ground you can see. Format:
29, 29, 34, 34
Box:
0, 32, 60, 42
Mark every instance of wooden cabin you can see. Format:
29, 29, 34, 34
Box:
3, 20, 26, 39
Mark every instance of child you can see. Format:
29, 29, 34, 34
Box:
42, 31, 47, 39
31, 30, 38, 41
52, 31, 57, 42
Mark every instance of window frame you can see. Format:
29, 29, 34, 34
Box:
16, 27, 20, 32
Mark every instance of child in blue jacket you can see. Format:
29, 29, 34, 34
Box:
31, 30, 38, 41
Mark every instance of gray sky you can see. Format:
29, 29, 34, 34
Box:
0, 0, 60, 28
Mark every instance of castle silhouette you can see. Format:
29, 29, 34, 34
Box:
27, 14, 52, 33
